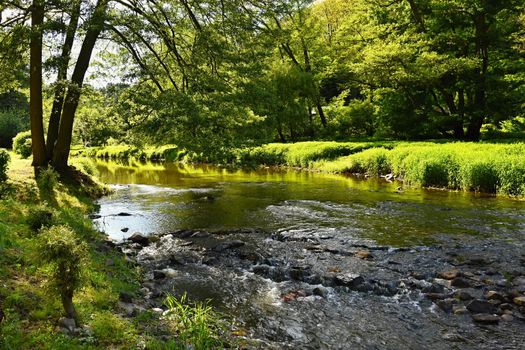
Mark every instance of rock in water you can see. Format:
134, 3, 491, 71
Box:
466, 299, 496, 314
334, 273, 365, 288
513, 296, 525, 306
471, 314, 500, 324
438, 269, 460, 280
128, 233, 150, 246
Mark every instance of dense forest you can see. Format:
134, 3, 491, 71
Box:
1, 0, 524, 166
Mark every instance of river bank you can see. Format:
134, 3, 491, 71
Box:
0, 155, 229, 349
74, 140, 525, 198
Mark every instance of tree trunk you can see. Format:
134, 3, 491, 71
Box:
46, 0, 81, 162
466, 12, 489, 141
52, 0, 108, 169
29, 0, 47, 168
61, 292, 79, 325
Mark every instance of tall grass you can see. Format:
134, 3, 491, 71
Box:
163, 293, 226, 349
317, 142, 525, 196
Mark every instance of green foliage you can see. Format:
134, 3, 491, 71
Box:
0, 149, 10, 182
38, 225, 88, 300
317, 142, 525, 196
27, 206, 56, 232
164, 293, 225, 350
13, 131, 32, 158
0, 109, 29, 149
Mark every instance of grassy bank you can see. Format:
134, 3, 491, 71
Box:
81, 140, 525, 197
0, 154, 229, 349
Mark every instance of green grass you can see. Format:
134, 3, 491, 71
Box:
316, 142, 525, 196
0, 154, 231, 349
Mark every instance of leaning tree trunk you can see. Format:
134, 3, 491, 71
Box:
61, 291, 79, 325
52, 0, 108, 169
29, 0, 47, 168
46, 0, 81, 162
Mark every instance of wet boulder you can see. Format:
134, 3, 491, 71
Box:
451, 277, 472, 288
438, 269, 461, 280
466, 299, 497, 314
471, 314, 500, 324
214, 240, 245, 252
334, 273, 365, 288
128, 233, 150, 246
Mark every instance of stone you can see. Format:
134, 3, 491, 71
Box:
422, 283, 445, 294
354, 250, 373, 260
471, 314, 500, 324
128, 233, 150, 246
117, 302, 135, 317
121, 228, 129, 233
59, 317, 76, 332
312, 287, 328, 298
436, 299, 455, 313
512, 277, 525, 286
88, 214, 102, 219
486, 291, 505, 301
334, 273, 365, 288
213, 240, 245, 252
451, 277, 471, 288
453, 305, 469, 315
466, 299, 497, 314
438, 269, 460, 280
117, 212, 132, 217
425, 293, 446, 301
501, 314, 514, 322
456, 291, 473, 301
513, 296, 525, 306
153, 270, 166, 280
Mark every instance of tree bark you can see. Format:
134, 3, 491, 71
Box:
29, 0, 47, 168
52, 0, 109, 169
61, 292, 79, 325
46, 0, 81, 162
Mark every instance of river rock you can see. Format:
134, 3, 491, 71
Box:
117, 212, 133, 217
334, 273, 365, 288
59, 317, 76, 332
128, 233, 150, 246
121, 228, 129, 233
425, 293, 446, 301
354, 250, 373, 260
455, 290, 474, 301
451, 277, 471, 288
153, 270, 166, 280
453, 305, 469, 315
214, 240, 245, 252
466, 299, 496, 314
439, 269, 460, 280
118, 302, 136, 317
513, 277, 525, 286
486, 291, 505, 302
436, 299, 456, 313
471, 314, 500, 324
501, 314, 514, 322
513, 296, 525, 306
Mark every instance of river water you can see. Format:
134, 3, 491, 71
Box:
92, 160, 525, 349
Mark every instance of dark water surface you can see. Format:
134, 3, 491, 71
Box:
92, 160, 525, 349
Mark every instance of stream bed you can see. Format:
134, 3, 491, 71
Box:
92, 160, 525, 349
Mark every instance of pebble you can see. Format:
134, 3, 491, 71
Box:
513, 296, 525, 306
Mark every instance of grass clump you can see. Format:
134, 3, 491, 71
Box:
163, 293, 226, 350
12, 130, 32, 159
89, 311, 137, 347
27, 205, 56, 231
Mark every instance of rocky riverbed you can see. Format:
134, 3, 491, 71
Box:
106, 227, 525, 349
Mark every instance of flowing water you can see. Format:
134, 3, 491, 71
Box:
92, 159, 525, 349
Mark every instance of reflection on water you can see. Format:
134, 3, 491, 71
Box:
93, 159, 525, 246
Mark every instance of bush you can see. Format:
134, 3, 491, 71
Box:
0, 109, 28, 148
12, 131, 32, 158
0, 149, 10, 182
27, 206, 56, 232
38, 225, 87, 322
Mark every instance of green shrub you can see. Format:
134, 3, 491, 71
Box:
0, 109, 28, 148
13, 130, 32, 158
164, 293, 225, 349
38, 225, 87, 322
0, 149, 10, 182
27, 206, 56, 232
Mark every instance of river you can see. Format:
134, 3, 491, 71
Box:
92, 159, 525, 349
